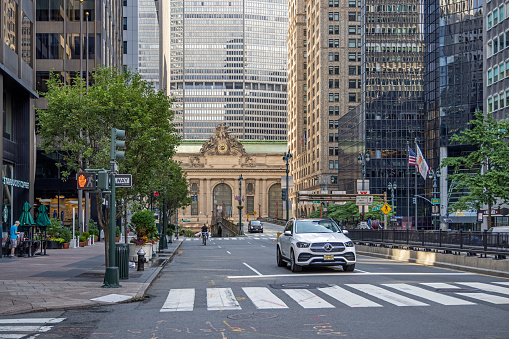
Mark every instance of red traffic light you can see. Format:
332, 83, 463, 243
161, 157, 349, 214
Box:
153, 191, 159, 197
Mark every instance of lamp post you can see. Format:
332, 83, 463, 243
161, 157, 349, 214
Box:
357, 151, 371, 220
238, 174, 243, 235
388, 182, 397, 228
283, 150, 292, 221
428, 168, 441, 229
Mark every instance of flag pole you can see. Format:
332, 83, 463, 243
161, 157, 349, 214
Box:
415, 138, 418, 231
407, 141, 410, 229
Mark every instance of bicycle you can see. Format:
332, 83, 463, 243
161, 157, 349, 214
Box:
202, 232, 207, 245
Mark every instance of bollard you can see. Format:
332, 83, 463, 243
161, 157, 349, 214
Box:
137, 248, 146, 271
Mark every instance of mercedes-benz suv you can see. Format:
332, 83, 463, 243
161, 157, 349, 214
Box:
276, 218, 356, 272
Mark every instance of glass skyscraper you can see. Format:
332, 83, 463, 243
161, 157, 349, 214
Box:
362, 0, 425, 227
161, 0, 288, 140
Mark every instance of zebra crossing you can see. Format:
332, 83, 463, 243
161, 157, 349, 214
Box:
0, 318, 65, 338
160, 282, 509, 312
185, 234, 276, 242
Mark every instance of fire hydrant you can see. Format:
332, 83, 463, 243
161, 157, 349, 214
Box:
137, 248, 146, 271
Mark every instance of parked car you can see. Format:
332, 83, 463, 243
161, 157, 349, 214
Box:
248, 220, 263, 233
276, 218, 356, 272
488, 226, 509, 233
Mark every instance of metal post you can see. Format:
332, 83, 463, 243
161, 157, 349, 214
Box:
283, 151, 292, 221
79, 0, 83, 80
238, 174, 243, 235
85, 11, 89, 89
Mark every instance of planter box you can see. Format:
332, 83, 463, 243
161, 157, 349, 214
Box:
128, 243, 153, 262
79, 242, 85, 247
46, 241, 63, 249
62, 242, 70, 249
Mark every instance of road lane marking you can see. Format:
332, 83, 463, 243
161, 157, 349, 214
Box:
243, 263, 263, 276
455, 292, 509, 304
242, 287, 288, 309
0, 319, 65, 324
456, 282, 509, 296
0, 326, 53, 332
207, 288, 241, 311
160, 289, 195, 312
283, 289, 335, 309
383, 284, 475, 306
228, 272, 474, 279
420, 283, 460, 289
318, 285, 382, 307
226, 251, 231, 254
346, 284, 428, 306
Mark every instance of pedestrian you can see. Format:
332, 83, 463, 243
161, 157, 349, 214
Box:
9, 221, 20, 258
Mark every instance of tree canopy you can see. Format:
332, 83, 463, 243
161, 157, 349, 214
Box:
440, 111, 509, 228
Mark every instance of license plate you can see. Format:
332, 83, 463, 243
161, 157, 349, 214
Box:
324, 255, 334, 261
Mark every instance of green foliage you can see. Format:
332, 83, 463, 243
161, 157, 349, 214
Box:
130, 210, 157, 239
307, 200, 391, 226
47, 218, 63, 238
61, 227, 72, 243
79, 235, 87, 243
116, 226, 121, 237
89, 222, 99, 237
182, 229, 196, 237
82, 232, 90, 239
441, 111, 509, 217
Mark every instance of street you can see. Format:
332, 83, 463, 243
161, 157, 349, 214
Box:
1, 221, 509, 338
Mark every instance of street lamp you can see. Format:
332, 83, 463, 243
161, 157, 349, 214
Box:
388, 182, 397, 228
357, 151, 370, 220
428, 168, 441, 229
238, 174, 243, 235
283, 151, 292, 221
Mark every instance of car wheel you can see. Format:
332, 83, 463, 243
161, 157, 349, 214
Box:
343, 264, 355, 272
290, 250, 302, 272
276, 247, 286, 267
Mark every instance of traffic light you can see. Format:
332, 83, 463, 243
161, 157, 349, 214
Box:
77, 172, 96, 190
111, 128, 126, 160
360, 213, 364, 220
282, 188, 287, 200
97, 170, 109, 190
153, 191, 159, 197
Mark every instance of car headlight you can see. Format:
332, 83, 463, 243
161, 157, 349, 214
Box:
344, 241, 354, 247
296, 242, 311, 248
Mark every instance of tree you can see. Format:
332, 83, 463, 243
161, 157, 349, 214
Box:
440, 111, 509, 229
37, 67, 183, 265
308, 200, 391, 227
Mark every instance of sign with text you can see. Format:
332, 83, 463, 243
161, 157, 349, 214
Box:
115, 174, 132, 187
355, 195, 373, 206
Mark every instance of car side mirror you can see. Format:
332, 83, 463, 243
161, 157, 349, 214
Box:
342, 230, 349, 235
284, 230, 292, 236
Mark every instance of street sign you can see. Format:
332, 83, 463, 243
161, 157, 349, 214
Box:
372, 206, 382, 211
356, 195, 373, 205
432, 213, 440, 216
381, 203, 392, 215
312, 201, 321, 203
431, 198, 439, 205
390, 218, 397, 221
115, 174, 132, 187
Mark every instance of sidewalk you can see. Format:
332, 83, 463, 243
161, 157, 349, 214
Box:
0, 238, 182, 315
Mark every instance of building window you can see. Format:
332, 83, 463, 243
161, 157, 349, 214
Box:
494, 66, 499, 82
37, 33, 63, 59
488, 69, 493, 85
488, 13, 493, 29
349, 39, 356, 48
37, 0, 65, 21
349, 80, 356, 88
488, 97, 493, 113
501, 92, 506, 108
123, 0, 127, 5
349, 26, 356, 35
247, 196, 254, 214
329, 93, 334, 102
494, 95, 499, 110
329, 52, 333, 61
501, 5, 505, 23
5, 0, 18, 53
349, 66, 356, 75
506, 61, 509, 77
349, 0, 356, 7
348, 12, 356, 21
349, 93, 356, 102
349, 53, 356, 61
21, 13, 33, 67
500, 63, 505, 80
495, 9, 499, 25
494, 37, 499, 54
329, 161, 334, 169
123, 17, 127, 30
3, 91, 13, 140
123, 41, 127, 54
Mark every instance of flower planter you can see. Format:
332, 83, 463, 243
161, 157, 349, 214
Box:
46, 241, 63, 249
94, 237, 98, 242
79, 241, 85, 247
128, 243, 153, 262
115, 237, 120, 242
62, 242, 70, 249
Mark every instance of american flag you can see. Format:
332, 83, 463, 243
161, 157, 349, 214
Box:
408, 146, 416, 166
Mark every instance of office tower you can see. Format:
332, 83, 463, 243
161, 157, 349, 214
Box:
160, 0, 288, 140
362, 0, 425, 227
123, 0, 159, 89
1, 0, 37, 225
288, 0, 362, 216
425, 0, 483, 228
485, 1, 508, 121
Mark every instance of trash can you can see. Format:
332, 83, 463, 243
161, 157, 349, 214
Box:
115, 244, 129, 279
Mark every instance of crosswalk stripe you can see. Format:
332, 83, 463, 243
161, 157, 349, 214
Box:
456, 282, 509, 296
383, 284, 475, 306
207, 288, 241, 311
282, 289, 335, 309
318, 285, 382, 308
0, 334, 27, 339
160, 289, 194, 312
0, 319, 65, 324
455, 292, 509, 304
493, 282, 509, 287
242, 287, 288, 309
0, 326, 52, 332
420, 283, 460, 289
346, 284, 428, 306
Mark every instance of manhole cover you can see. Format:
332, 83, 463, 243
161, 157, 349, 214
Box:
435, 288, 478, 293
227, 313, 278, 320
270, 283, 329, 289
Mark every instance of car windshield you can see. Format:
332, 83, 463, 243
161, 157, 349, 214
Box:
251, 221, 261, 226
295, 220, 341, 233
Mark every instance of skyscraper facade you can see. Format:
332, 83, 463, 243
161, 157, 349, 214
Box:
123, 0, 160, 89
362, 0, 425, 227
425, 0, 483, 228
288, 0, 362, 217
160, 0, 288, 140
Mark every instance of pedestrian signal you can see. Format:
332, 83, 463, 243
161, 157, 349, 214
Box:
77, 172, 96, 190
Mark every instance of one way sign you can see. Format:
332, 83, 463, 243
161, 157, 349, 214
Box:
115, 174, 132, 187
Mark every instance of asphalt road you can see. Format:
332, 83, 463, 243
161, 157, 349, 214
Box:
3, 221, 509, 338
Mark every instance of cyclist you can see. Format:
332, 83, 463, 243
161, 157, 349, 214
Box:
201, 224, 209, 245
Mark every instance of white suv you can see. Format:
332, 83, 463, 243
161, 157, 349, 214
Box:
276, 218, 356, 272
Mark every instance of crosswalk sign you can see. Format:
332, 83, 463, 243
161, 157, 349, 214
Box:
381, 203, 392, 215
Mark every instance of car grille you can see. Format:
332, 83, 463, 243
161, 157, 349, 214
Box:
310, 242, 345, 253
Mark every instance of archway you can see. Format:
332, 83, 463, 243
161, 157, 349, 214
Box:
213, 183, 233, 219
268, 183, 282, 219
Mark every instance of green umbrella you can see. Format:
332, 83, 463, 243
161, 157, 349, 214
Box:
19, 202, 35, 226
35, 204, 51, 256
